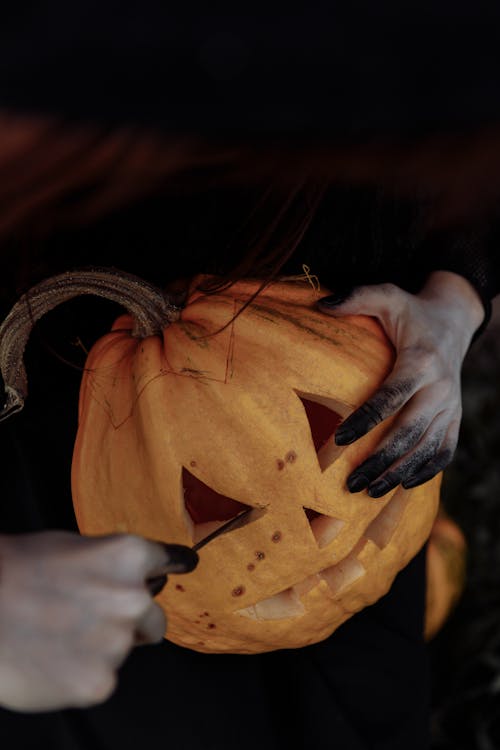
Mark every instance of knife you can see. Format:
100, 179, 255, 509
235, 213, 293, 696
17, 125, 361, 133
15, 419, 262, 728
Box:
146, 508, 254, 596
192, 507, 254, 552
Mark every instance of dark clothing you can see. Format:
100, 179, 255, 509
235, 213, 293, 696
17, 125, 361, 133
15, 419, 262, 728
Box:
12, 182, 499, 317
0, 183, 497, 749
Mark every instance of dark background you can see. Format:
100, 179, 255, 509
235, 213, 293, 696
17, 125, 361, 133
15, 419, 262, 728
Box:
429, 297, 500, 749
2, 6, 500, 745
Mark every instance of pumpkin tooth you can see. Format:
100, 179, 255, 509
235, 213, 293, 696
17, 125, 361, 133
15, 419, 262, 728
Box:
363, 486, 410, 549
319, 556, 366, 596
293, 574, 322, 598
236, 588, 305, 621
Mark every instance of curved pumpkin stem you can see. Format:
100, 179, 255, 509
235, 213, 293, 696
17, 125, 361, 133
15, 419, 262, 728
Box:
0, 267, 181, 421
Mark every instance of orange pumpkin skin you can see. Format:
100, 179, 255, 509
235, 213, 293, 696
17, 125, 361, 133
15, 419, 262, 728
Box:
424, 509, 467, 640
72, 277, 441, 654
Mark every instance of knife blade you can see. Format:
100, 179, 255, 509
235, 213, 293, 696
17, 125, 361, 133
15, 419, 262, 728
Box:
146, 508, 254, 597
192, 507, 254, 552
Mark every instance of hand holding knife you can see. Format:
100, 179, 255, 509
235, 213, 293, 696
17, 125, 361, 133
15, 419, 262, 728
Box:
146, 508, 253, 595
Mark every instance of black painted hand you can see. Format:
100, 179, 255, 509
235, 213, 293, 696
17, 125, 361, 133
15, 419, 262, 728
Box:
317, 271, 485, 497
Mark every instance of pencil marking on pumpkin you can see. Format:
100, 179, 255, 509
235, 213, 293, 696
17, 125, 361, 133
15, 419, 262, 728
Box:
90, 355, 237, 428
248, 303, 343, 345
177, 320, 209, 347
253, 312, 279, 324
180, 367, 210, 378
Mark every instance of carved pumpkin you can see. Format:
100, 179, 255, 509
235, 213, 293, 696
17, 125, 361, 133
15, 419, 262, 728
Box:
69, 274, 441, 654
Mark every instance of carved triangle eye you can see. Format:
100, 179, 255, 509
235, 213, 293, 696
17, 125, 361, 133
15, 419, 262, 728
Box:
182, 467, 253, 545
296, 393, 345, 471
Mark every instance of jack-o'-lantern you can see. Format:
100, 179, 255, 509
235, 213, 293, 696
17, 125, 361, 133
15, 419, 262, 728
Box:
0, 269, 441, 654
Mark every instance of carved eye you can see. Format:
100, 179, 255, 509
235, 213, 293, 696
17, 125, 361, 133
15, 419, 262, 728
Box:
182, 467, 255, 546
296, 393, 346, 470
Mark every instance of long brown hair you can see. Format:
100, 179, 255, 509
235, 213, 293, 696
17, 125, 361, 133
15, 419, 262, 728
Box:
1, 110, 500, 300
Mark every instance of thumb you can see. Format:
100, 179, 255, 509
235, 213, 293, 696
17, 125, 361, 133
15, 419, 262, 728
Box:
317, 283, 403, 318
316, 286, 365, 316
145, 543, 199, 597
149, 543, 199, 577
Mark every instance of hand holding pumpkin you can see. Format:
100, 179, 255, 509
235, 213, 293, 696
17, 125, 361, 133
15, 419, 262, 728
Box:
0, 530, 197, 711
0, 269, 468, 656
317, 270, 485, 497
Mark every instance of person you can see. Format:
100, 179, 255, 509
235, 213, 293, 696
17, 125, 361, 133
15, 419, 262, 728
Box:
0, 114, 498, 750
1, 7, 500, 748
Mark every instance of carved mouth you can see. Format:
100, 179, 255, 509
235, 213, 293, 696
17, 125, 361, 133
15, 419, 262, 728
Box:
236, 486, 411, 622
235, 544, 367, 621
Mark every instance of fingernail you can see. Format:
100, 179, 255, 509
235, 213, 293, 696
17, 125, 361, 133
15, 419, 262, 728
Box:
402, 476, 420, 489
335, 428, 357, 446
318, 288, 354, 308
162, 544, 199, 573
367, 482, 390, 499
347, 473, 370, 493
147, 574, 168, 596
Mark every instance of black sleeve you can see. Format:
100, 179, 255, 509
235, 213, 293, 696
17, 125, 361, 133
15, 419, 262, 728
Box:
423, 222, 500, 340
